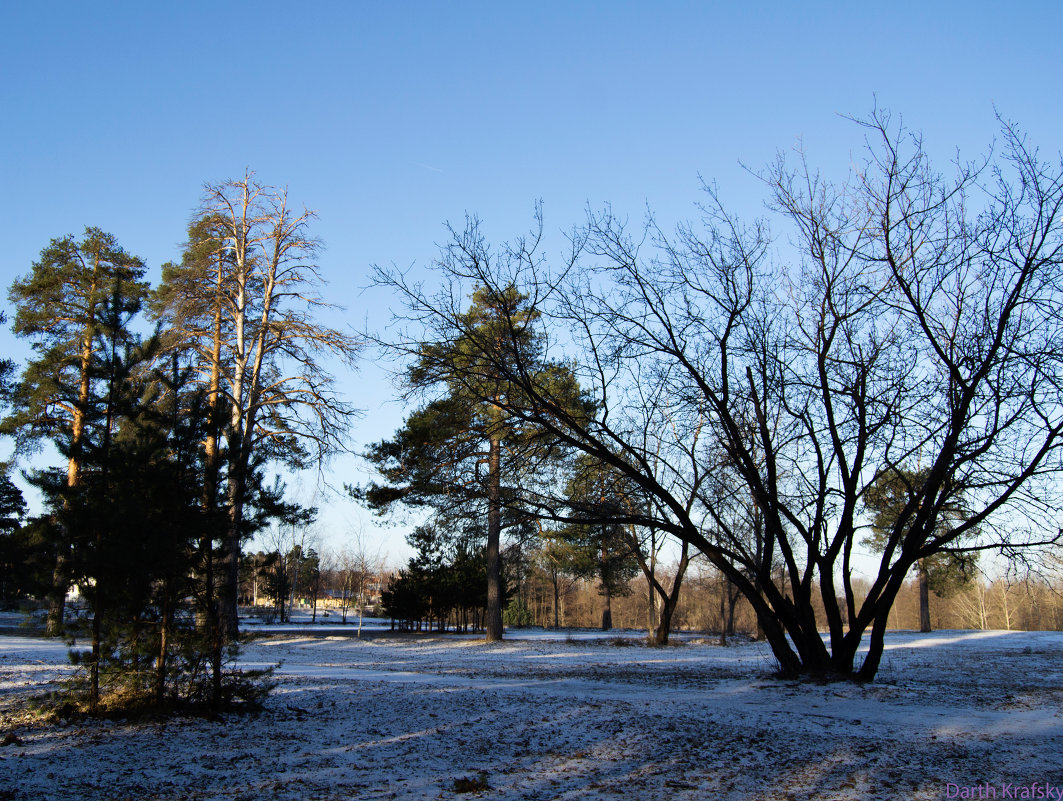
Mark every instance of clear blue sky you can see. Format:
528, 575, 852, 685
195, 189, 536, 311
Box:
2, 1, 1060, 564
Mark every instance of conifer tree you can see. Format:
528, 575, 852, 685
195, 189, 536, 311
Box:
363, 284, 583, 640
0, 475, 28, 604
863, 468, 978, 632
561, 455, 640, 631
153, 174, 359, 638
5, 228, 148, 633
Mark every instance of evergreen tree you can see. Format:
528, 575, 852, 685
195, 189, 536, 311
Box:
5, 228, 148, 633
363, 285, 583, 640
259, 550, 292, 622
532, 533, 590, 629
0, 475, 28, 605
561, 455, 640, 631
29, 280, 182, 710
3, 226, 282, 713
380, 520, 490, 632
863, 468, 978, 632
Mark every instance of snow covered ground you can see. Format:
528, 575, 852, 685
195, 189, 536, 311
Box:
0, 628, 1060, 800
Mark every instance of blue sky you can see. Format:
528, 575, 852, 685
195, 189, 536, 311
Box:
2, 2, 1060, 563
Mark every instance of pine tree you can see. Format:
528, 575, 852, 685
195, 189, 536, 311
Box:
363, 285, 580, 640
379, 521, 490, 632
561, 455, 640, 631
23, 277, 167, 709
863, 468, 978, 632
153, 175, 359, 639
0, 475, 28, 605
5, 228, 148, 634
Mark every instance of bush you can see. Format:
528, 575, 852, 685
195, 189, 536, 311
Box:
54, 615, 275, 717
453, 771, 490, 793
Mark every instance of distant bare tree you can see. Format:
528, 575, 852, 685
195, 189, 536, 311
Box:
533, 527, 581, 628
339, 524, 384, 636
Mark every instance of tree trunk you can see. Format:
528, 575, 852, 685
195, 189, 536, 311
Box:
858, 611, 891, 682
156, 579, 172, 704
220, 239, 252, 641
220, 443, 249, 638
357, 579, 365, 637
918, 563, 932, 632
852, 570, 913, 681
552, 571, 560, 629
196, 285, 223, 635
646, 574, 657, 638
219, 526, 242, 638
197, 510, 223, 707
485, 435, 504, 642
645, 528, 658, 638
55, 310, 99, 637
599, 534, 613, 631
998, 582, 1013, 631
725, 582, 737, 638
90, 605, 101, 714
718, 575, 728, 647
211, 627, 223, 708
651, 541, 689, 645
653, 597, 677, 645
45, 551, 69, 637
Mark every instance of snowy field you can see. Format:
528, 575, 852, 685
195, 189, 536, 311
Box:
0, 629, 1060, 801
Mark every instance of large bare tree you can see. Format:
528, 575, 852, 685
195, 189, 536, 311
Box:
376, 113, 1063, 680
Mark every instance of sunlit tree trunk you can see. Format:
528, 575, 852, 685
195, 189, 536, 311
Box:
545, 567, 567, 627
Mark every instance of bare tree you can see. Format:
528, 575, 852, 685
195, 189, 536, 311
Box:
374, 113, 1063, 680
318, 548, 340, 618
339, 523, 384, 636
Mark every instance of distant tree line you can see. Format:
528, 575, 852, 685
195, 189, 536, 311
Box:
371, 516, 1063, 640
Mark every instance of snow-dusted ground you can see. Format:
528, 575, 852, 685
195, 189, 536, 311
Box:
0, 628, 1060, 800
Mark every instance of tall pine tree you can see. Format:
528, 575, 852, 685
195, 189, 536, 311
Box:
153, 175, 359, 638
863, 468, 978, 632
363, 285, 586, 640
5, 228, 148, 634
